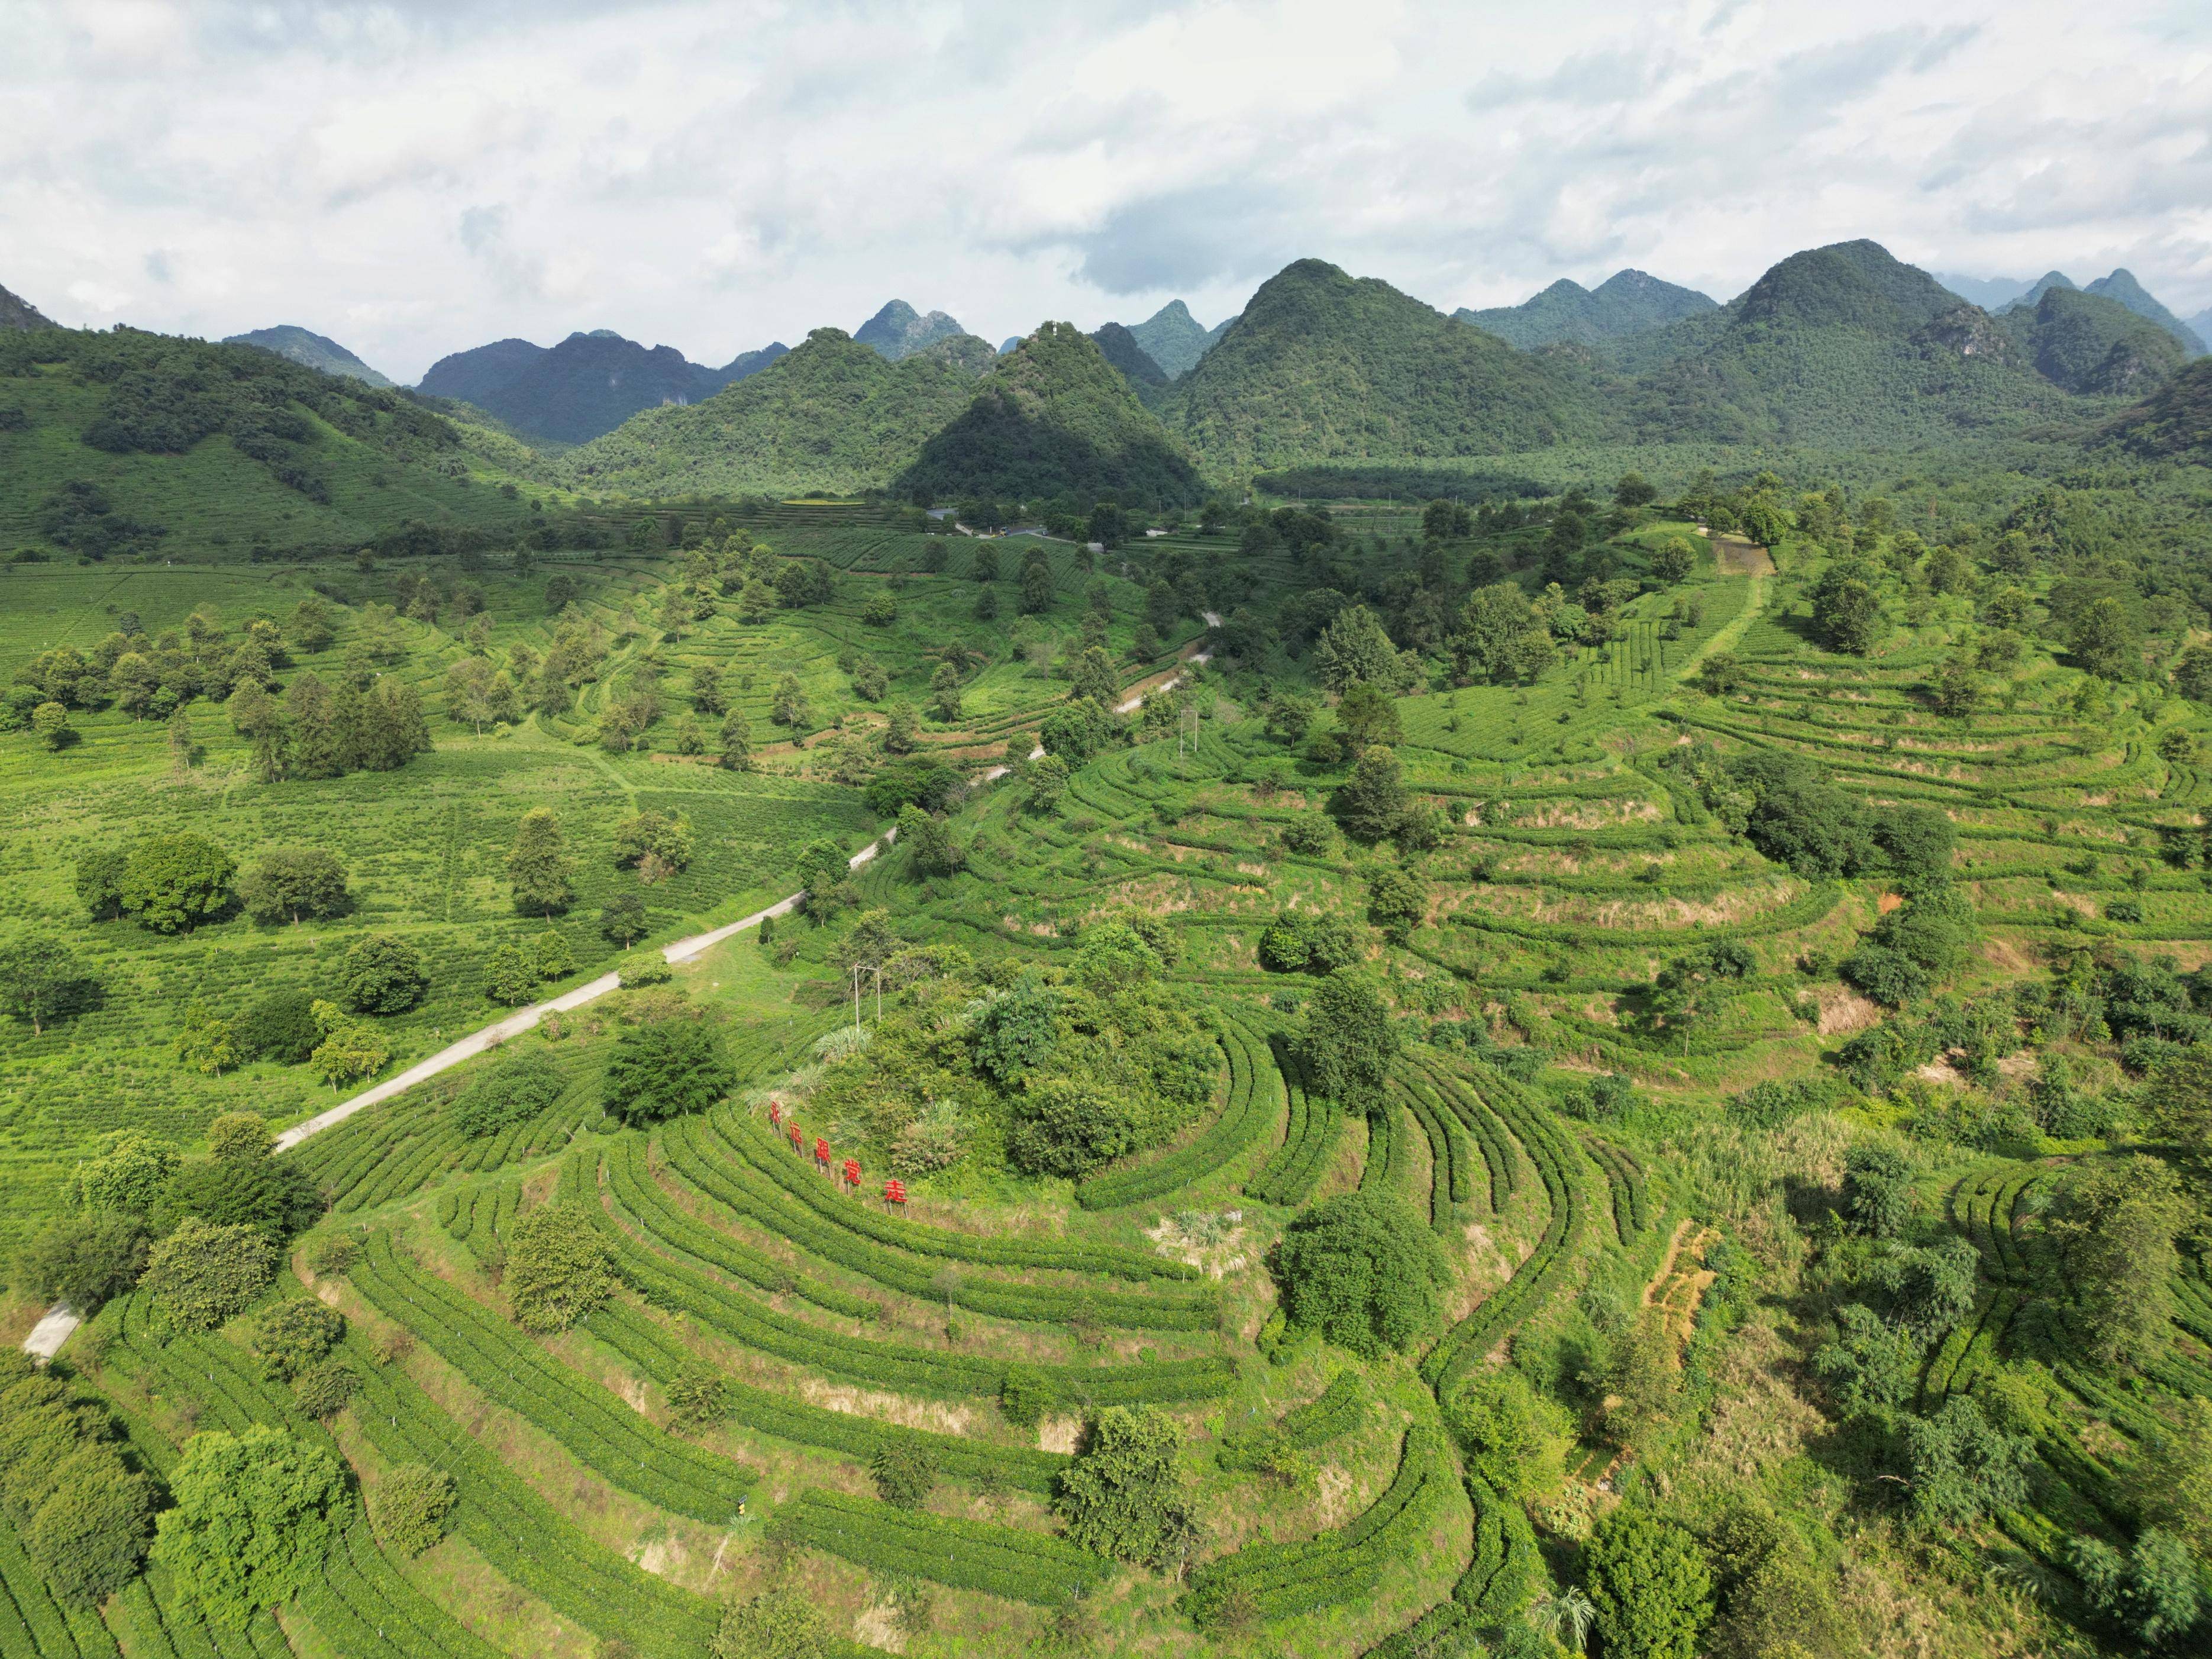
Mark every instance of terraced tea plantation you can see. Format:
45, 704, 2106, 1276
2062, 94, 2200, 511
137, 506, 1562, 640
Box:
8, 490, 2212, 1659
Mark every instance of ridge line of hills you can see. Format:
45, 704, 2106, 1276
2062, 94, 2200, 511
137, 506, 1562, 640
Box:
5, 238, 2209, 535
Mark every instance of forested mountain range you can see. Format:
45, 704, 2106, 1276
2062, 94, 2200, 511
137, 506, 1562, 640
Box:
416, 330, 789, 445
1454, 269, 1716, 348
1937, 267, 2208, 355
222, 325, 393, 388
2, 235, 2206, 525
557, 326, 983, 496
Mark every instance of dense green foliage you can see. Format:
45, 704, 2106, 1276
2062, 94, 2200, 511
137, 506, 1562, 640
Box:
896, 322, 1205, 505
153, 1424, 348, 1629
1274, 1189, 1449, 1357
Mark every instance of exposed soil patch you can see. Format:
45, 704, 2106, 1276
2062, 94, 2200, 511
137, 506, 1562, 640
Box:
1713, 537, 1776, 576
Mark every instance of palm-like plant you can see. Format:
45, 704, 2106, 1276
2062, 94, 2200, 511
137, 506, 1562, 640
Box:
1528, 1585, 1598, 1652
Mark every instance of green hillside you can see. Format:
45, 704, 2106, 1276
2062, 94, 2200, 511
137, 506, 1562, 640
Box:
0, 325, 555, 561
1614, 240, 2100, 446
1125, 298, 1220, 377
895, 320, 1205, 504
557, 328, 980, 497
1164, 257, 1605, 475
2111, 355, 2212, 459
2001, 285, 2188, 395
222, 325, 394, 388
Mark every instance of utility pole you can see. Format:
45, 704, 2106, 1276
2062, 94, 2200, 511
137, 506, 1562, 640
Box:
848, 963, 881, 1032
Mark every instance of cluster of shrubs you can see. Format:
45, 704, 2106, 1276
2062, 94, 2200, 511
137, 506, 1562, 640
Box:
793, 916, 1219, 1183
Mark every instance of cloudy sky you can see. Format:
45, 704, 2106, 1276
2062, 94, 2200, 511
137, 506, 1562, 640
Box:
5, 0, 2208, 381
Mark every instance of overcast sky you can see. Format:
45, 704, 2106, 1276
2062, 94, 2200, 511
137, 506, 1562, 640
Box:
5, 1, 2208, 382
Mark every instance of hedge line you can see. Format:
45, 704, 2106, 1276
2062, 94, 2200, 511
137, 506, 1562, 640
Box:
564, 1149, 1237, 1406
1583, 1138, 1650, 1242
1179, 1425, 1449, 1627
296, 1524, 506, 1659
1217, 1370, 1364, 1473
1358, 1100, 1413, 1205
773, 1489, 1112, 1608
350, 1231, 756, 1523
1395, 1073, 1470, 1234
1245, 1039, 1341, 1208
700, 1108, 1195, 1282
585, 1302, 1068, 1496
1077, 1012, 1283, 1211
94, 1297, 528, 1659
1418, 1064, 1593, 1390
657, 1123, 1212, 1329
608, 1134, 883, 1321
0, 1512, 114, 1659
1445, 880, 1838, 948
440, 1177, 521, 1274
343, 1336, 721, 1655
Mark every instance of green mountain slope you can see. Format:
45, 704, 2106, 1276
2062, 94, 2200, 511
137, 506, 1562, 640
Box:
1125, 300, 1215, 378
2082, 269, 2206, 354
1616, 240, 2091, 446
1455, 269, 1715, 348
895, 321, 1204, 505
1163, 258, 1604, 476
2110, 356, 2212, 459
2000, 285, 2186, 395
558, 327, 979, 497
223, 324, 394, 388
2, 280, 58, 331
1089, 322, 1170, 406
0, 325, 542, 559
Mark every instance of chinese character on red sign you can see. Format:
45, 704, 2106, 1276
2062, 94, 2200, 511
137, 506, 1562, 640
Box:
884, 1180, 906, 1205
842, 1158, 861, 1186
813, 1137, 830, 1164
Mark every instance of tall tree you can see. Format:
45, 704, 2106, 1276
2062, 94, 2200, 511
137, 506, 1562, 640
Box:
506, 808, 573, 916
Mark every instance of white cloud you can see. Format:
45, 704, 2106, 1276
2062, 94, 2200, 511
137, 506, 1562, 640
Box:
1, 0, 2206, 382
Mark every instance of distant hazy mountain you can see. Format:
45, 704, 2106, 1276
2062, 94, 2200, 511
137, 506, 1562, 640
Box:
1, 281, 55, 331
1932, 272, 2033, 310
2004, 271, 2081, 312
999, 336, 1023, 356
2192, 311, 2212, 350
415, 331, 787, 444
1455, 270, 1716, 349
419, 338, 548, 407
854, 301, 968, 362
222, 325, 393, 388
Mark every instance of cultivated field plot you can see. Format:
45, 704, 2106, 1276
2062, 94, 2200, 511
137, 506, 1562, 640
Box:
9, 503, 2212, 1659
